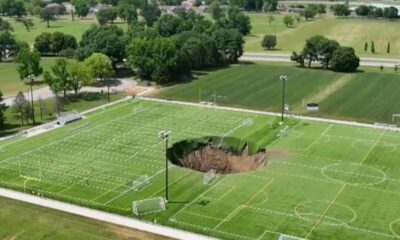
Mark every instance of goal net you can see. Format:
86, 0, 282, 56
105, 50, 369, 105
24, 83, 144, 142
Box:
277, 126, 289, 138
279, 234, 306, 240
132, 197, 166, 216
393, 114, 400, 125
204, 169, 219, 185
132, 175, 150, 191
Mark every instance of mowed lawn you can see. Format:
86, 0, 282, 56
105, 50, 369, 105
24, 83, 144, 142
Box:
0, 196, 171, 240
155, 62, 400, 124
0, 57, 57, 96
318, 71, 400, 123
156, 62, 342, 112
245, 16, 400, 57
5, 16, 96, 45
1, 100, 400, 239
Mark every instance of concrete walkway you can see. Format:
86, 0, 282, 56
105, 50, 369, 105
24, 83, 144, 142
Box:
0, 188, 217, 240
3, 78, 137, 106
241, 52, 400, 67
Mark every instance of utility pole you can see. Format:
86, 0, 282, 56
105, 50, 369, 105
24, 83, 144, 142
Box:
280, 75, 288, 124
28, 74, 35, 124
159, 130, 171, 202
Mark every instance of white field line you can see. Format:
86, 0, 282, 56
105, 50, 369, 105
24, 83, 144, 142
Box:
0, 187, 218, 240
140, 97, 400, 132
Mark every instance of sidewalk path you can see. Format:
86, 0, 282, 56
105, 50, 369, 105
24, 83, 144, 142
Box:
3, 78, 137, 106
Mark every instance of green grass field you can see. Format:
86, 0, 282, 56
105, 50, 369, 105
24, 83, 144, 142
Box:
0, 57, 57, 96
155, 62, 400, 124
245, 15, 400, 57
1, 99, 400, 239
0, 196, 171, 240
6, 16, 96, 45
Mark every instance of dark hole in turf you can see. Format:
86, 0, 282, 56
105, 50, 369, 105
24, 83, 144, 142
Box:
167, 136, 266, 174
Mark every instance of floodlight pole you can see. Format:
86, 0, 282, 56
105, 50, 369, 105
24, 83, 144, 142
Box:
28, 74, 36, 124
159, 130, 171, 203
165, 135, 169, 202
280, 75, 288, 124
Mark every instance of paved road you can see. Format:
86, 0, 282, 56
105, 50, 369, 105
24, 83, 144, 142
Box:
3, 78, 137, 106
240, 52, 400, 67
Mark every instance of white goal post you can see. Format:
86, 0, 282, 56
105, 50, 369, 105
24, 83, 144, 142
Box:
132, 175, 150, 191
279, 234, 307, 240
277, 126, 289, 138
392, 114, 400, 123
132, 197, 166, 216
204, 169, 219, 185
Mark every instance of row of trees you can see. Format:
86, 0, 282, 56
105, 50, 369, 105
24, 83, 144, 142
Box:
34, 32, 78, 56
291, 35, 360, 72
356, 5, 398, 19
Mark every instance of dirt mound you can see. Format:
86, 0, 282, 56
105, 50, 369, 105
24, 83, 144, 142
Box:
175, 145, 266, 174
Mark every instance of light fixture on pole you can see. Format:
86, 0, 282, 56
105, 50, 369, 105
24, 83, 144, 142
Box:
280, 75, 288, 125
159, 130, 171, 202
28, 74, 36, 124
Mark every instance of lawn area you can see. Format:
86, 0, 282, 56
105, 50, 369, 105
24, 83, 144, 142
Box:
0, 92, 126, 137
0, 57, 57, 96
317, 71, 400, 123
245, 16, 400, 57
1, 99, 400, 239
155, 62, 342, 112
154, 62, 400, 124
0, 196, 171, 240
6, 16, 96, 45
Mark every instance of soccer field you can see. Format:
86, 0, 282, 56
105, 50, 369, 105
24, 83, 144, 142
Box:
1, 99, 400, 240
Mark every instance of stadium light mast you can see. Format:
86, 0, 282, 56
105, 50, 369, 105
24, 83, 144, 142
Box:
280, 75, 288, 124
159, 130, 171, 202
28, 74, 36, 124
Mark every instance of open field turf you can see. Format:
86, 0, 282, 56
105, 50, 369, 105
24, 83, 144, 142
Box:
0, 196, 171, 240
155, 62, 400, 124
5, 16, 95, 45
245, 15, 400, 57
1, 99, 400, 239
0, 57, 57, 96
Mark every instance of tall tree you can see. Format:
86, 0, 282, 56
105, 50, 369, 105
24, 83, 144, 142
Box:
67, 60, 93, 96
96, 7, 118, 25
261, 34, 277, 50
209, 1, 223, 20
76, 25, 126, 65
43, 58, 70, 98
302, 35, 325, 67
212, 28, 244, 64
140, 4, 161, 27
0, 90, 6, 127
283, 15, 294, 27
40, 7, 56, 27
331, 47, 360, 72
15, 49, 43, 124
20, 19, 34, 32
84, 53, 114, 102
12, 91, 28, 126
0, 17, 13, 31
332, 4, 351, 17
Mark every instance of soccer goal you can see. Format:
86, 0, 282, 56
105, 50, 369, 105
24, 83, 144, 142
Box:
277, 126, 289, 138
204, 169, 219, 185
132, 175, 150, 191
392, 114, 400, 125
279, 234, 306, 240
132, 197, 166, 216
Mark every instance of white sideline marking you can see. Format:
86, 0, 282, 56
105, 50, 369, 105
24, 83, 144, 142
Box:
142, 97, 400, 132
0, 187, 217, 240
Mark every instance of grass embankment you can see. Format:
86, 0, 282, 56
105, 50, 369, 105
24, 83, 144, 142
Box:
0, 196, 171, 240
245, 14, 400, 57
154, 62, 400, 124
